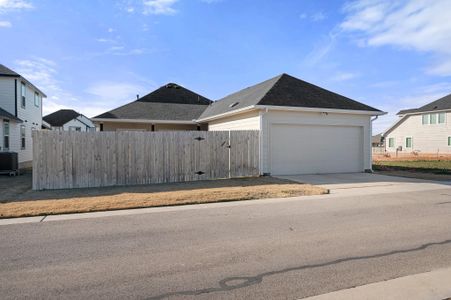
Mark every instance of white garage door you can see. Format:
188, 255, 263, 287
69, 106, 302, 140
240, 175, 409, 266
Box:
270, 124, 363, 175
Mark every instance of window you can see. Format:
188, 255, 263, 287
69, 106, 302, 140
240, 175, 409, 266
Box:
69, 126, 81, 132
448, 136, 451, 146
430, 113, 437, 124
21, 82, 26, 108
405, 137, 412, 148
422, 114, 429, 125
388, 137, 395, 148
438, 112, 446, 124
3, 119, 9, 150
34, 92, 40, 107
20, 125, 26, 149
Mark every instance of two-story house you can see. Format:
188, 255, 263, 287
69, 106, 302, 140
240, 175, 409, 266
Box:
384, 93, 451, 154
43, 109, 95, 132
0, 64, 46, 168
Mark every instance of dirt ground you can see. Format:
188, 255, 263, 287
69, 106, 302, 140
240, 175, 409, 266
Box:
0, 172, 326, 218
373, 153, 451, 161
373, 153, 451, 181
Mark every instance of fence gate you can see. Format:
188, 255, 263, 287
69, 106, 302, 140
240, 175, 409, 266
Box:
32, 130, 260, 190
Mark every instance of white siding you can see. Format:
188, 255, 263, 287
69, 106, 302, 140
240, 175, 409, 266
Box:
15, 80, 43, 164
261, 110, 372, 174
0, 77, 16, 115
207, 110, 261, 131
62, 117, 95, 132
385, 111, 451, 153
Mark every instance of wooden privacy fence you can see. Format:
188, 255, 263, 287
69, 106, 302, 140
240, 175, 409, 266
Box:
32, 130, 260, 190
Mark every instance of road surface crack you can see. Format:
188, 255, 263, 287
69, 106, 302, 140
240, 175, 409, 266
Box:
147, 238, 451, 299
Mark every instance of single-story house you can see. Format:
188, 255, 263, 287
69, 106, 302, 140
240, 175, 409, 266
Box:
43, 109, 95, 132
92, 73, 384, 175
198, 73, 385, 175
91, 83, 212, 131
383, 93, 451, 154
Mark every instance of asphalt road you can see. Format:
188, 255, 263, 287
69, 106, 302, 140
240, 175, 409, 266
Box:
1, 178, 451, 299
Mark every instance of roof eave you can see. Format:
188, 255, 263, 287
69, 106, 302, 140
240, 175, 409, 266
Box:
197, 105, 258, 122
255, 105, 387, 116
397, 107, 451, 116
91, 118, 199, 124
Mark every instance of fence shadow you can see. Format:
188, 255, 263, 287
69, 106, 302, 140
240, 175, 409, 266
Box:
0, 173, 305, 203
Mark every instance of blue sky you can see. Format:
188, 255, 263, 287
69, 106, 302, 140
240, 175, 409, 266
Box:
1, 0, 451, 133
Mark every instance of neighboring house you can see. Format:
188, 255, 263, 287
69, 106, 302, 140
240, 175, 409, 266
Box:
383, 94, 451, 154
0, 64, 46, 168
199, 73, 385, 175
372, 134, 384, 147
43, 109, 95, 132
92, 83, 212, 131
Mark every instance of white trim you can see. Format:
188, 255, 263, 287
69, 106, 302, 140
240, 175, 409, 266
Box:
399, 108, 451, 116
198, 104, 385, 123
91, 118, 198, 125
256, 105, 386, 116
196, 106, 257, 122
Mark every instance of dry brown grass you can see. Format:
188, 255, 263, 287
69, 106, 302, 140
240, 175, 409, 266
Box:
373, 153, 451, 162
0, 175, 326, 218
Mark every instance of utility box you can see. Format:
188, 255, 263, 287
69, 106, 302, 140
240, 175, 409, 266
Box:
0, 152, 19, 176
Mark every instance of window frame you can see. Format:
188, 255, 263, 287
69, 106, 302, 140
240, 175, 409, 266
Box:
422, 114, 429, 125
20, 125, 26, 149
438, 112, 446, 124
34, 92, 40, 107
448, 136, 451, 146
20, 82, 26, 108
3, 119, 10, 150
405, 137, 413, 148
388, 137, 395, 148
430, 113, 437, 124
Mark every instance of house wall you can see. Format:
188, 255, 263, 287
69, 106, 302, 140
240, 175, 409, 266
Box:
15, 79, 43, 165
207, 110, 261, 131
97, 121, 201, 132
0, 76, 43, 166
61, 117, 95, 132
0, 77, 16, 115
206, 109, 372, 174
261, 110, 372, 174
385, 112, 451, 153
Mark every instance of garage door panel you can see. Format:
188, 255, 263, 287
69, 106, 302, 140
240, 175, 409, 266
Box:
270, 124, 363, 175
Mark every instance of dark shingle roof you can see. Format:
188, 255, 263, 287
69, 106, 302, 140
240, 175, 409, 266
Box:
94, 83, 212, 121
397, 94, 451, 115
397, 108, 419, 115
0, 107, 22, 122
43, 109, 81, 126
0, 64, 20, 77
95, 102, 209, 121
200, 73, 381, 119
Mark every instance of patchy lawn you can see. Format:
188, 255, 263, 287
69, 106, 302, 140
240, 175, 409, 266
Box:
373, 160, 451, 181
0, 173, 327, 218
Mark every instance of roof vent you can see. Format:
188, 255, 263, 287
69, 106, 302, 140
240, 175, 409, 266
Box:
166, 83, 180, 89
229, 102, 239, 108
433, 106, 438, 109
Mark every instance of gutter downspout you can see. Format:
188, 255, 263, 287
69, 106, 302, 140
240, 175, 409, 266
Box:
369, 115, 379, 172
259, 107, 269, 176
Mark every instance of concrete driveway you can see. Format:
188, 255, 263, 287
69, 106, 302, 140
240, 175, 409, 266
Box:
276, 172, 451, 193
